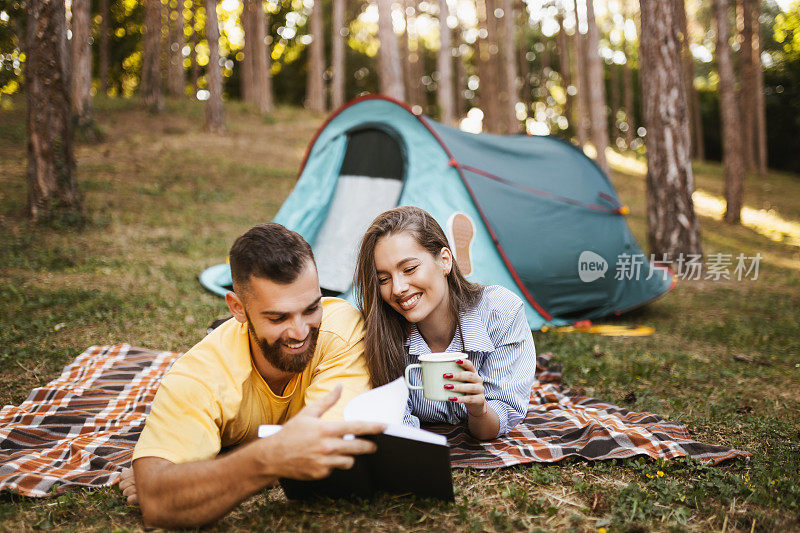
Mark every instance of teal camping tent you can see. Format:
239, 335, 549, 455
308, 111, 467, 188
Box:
199, 95, 675, 329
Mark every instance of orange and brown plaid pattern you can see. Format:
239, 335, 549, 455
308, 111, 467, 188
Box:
0, 345, 180, 497
429, 353, 751, 468
0, 347, 748, 498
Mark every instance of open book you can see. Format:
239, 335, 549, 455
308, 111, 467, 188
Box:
258, 378, 454, 501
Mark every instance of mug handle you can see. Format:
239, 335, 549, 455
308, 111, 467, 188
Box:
404, 364, 424, 390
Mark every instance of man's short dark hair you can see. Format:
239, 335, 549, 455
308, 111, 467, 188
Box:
229, 223, 315, 289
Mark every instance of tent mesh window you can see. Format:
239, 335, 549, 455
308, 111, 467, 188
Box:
339, 128, 405, 180
314, 128, 406, 295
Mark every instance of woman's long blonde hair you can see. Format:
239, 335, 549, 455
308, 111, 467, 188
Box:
355, 206, 483, 387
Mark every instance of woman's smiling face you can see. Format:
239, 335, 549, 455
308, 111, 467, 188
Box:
373, 231, 452, 326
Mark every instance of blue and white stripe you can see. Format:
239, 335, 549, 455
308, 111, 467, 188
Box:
402, 285, 537, 438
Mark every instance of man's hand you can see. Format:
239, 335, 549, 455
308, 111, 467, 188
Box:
258, 385, 386, 480
133, 385, 385, 529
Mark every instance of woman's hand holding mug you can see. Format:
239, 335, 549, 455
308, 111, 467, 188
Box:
443, 358, 487, 417
404, 353, 487, 417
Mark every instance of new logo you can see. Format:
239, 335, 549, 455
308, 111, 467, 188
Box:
578, 251, 608, 282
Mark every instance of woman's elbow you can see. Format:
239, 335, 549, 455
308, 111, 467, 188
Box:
472, 428, 500, 441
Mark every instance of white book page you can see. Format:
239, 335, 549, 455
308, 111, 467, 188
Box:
342, 377, 408, 425
384, 423, 447, 445
260, 377, 447, 446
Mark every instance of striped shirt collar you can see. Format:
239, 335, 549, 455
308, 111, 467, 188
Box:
405, 303, 496, 356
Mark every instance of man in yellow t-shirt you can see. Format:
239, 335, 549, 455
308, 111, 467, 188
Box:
123, 223, 384, 529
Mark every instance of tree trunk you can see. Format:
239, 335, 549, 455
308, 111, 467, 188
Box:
609, 61, 620, 143
740, 0, 765, 175
190, 0, 200, 93
400, 7, 413, 105
476, 0, 502, 133
541, 39, 550, 72
682, 0, 704, 161
305, 0, 326, 112
622, 0, 636, 148
204, 0, 224, 131
690, 72, 704, 160
518, 29, 531, 113
70, 0, 92, 126
455, 31, 466, 118
141, 0, 163, 110
167, 0, 185, 96
243, 0, 273, 113
714, 0, 744, 224
437, 0, 455, 125
99, 0, 110, 95
737, 0, 755, 171
331, 0, 346, 109
571, 0, 589, 146
377, 0, 405, 100
26, 0, 81, 220
556, 4, 572, 130
752, 0, 767, 177
404, 0, 425, 108
622, 49, 635, 148
675, 0, 704, 161
259, 3, 274, 113
241, 1, 253, 103
502, 0, 519, 132
585, 0, 610, 174
639, 0, 701, 260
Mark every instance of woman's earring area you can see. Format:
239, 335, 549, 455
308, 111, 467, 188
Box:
441, 248, 453, 276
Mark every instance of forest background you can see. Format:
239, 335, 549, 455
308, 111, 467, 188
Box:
1, 0, 799, 173
1, 0, 800, 531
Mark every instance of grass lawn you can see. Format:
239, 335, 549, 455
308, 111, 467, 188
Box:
1, 96, 798, 532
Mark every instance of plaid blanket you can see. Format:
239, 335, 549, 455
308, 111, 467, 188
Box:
435, 352, 751, 467
0, 345, 749, 497
0, 345, 180, 497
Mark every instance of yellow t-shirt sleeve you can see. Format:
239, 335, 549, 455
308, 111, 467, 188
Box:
133, 372, 224, 464
303, 309, 371, 422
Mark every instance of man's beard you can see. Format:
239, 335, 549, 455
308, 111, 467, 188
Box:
246, 319, 319, 374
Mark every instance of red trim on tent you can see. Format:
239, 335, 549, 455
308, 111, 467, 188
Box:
452, 161, 554, 321
297, 94, 419, 178
456, 163, 622, 214
294, 94, 555, 321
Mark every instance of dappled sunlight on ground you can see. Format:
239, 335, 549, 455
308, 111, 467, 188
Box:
606, 149, 800, 252
692, 190, 800, 248
607, 149, 647, 176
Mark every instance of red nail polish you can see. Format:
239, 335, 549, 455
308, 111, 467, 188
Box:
448, 396, 458, 401
444, 384, 454, 390
456, 359, 463, 364
443, 373, 453, 379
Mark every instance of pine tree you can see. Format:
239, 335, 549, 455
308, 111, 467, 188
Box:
331, 0, 346, 109
70, 0, 92, 126
437, 0, 455, 124
377, 0, 405, 100
26, 0, 82, 221
204, 0, 225, 131
714, 0, 745, 223
639, 0, 702, 259
141, 0, 163, 110
305, 0, 326, 112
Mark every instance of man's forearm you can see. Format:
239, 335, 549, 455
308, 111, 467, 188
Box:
134, 441, 275, 529
133, 388, 386, 528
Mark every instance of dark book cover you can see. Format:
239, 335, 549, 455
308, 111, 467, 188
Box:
280, 432, 453, 501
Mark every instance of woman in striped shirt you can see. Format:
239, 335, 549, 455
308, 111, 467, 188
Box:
355, 206, 537, 440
